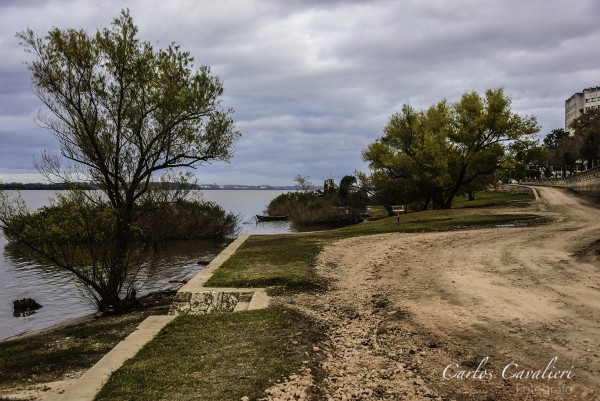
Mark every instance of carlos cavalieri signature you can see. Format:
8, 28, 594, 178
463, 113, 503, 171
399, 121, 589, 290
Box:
443, 357, 574, 380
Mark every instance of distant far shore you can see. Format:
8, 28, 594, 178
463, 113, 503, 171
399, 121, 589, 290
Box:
0, 182, 303, 191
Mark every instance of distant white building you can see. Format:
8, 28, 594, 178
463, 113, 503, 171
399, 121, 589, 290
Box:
565, 86, 600, 134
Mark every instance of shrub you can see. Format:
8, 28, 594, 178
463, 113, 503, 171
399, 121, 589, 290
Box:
2, 199, 238, 245
138, 200, 239, 241
266, 192, 366, 225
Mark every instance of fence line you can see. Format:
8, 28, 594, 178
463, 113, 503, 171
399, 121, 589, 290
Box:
521, 165, 600, 186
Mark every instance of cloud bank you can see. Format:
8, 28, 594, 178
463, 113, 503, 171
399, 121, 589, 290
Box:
1, 0, 599, 185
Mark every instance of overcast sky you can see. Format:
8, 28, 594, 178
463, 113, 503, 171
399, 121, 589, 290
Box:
1, 0, 599, 186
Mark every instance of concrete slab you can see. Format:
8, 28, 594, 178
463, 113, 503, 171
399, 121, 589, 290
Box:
56, 233, 271, 400
179, 234, 250, 292
248, 289, 271, 310
233, 301, 250, 312
51, 315, 175, 401
169, 288, 269, 315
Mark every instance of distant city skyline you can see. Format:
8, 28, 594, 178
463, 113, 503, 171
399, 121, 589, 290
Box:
0, 181, 307, 190
1, 0, 600, 186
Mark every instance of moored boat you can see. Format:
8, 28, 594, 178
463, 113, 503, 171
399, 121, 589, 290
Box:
256, 215, 289, 222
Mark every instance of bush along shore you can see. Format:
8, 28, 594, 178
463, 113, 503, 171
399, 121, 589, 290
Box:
266, 188, 368, 226
0, 189, 544, 400
0, 190, 239, 313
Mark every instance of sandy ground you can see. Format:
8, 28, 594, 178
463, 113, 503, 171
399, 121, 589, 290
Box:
274, 186, 600, 400
0, 376, 82, 401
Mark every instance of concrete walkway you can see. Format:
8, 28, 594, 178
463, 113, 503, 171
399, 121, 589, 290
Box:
51, 315, 174, 400
53, 233, 270, 401
169, 234, 270, 315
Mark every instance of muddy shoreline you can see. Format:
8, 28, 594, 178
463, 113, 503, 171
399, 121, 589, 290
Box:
1, 288, 181, 343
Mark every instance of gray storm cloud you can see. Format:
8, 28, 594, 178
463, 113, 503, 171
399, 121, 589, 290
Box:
1, 0, 599, 185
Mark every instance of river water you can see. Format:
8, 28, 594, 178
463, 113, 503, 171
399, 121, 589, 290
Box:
0, 189, 293, 341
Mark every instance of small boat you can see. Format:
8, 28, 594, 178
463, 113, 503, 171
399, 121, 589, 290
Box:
256, 215, 289, 222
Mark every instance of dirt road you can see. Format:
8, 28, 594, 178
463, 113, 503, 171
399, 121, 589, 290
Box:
282, 186, 600, 400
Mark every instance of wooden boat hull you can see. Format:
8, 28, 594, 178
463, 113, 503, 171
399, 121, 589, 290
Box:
256, 215, 289, 222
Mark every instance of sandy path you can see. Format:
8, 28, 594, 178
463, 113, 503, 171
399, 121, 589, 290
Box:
279, 187, 600, 400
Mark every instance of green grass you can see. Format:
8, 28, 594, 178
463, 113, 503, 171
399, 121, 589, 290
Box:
206, 235, 328, 294
365, 205, 389, 219
337, 210, 537, 236
92, 189, 543, 400
0, 313, 150, 389
451, 190, 534, 208
206, 190, 541, 293
95, 307, 323, 401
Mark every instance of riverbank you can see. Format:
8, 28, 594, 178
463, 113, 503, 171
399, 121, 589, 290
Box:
0, 290, 178, 400
0, 189, 297, 341
1, 290, 180, 344
1, 189, 559, 400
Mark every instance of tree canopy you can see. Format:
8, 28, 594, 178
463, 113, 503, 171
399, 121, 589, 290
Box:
1, 10, 240, 312
17, 9, 239, 201
543, 128, 569, 151
363, 89, 539, 209
572, 108, 600, 165
541, 110, 600, 174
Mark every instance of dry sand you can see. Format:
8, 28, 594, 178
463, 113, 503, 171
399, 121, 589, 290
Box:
272, 186, 599, 400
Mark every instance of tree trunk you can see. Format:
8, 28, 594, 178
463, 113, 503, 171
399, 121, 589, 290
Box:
97, 286, 137, 313
444, 163, 468, 209
100, 203, 138, 313
432, 192, 448, 209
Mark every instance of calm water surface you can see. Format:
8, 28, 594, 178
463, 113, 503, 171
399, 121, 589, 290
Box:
0, 189, 293, 341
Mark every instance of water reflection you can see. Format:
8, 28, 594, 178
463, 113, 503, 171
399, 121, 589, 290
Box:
0, 189, 347, 341
249, 219, 357, 234
0, 236, 225, 341
14, 310, 36, 318
245, 220, 293, 234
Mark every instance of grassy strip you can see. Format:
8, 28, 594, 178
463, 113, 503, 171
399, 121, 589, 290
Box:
206, 191, 540, 292
95, 307, 323, 401
207, 234, 328, 294
0, 291, 176, 392
337, 210, 538, 236
365, 205, 389, 219
0, 312, 150, 390
92, 190, 542, 400
452, 190, 534, 208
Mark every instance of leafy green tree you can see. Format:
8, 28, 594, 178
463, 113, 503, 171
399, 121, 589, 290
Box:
507, 139, 552, 179
573, 108, 600, 165
551, 134, 583, 173
0, 10, 239, 312
364, 89, 539, 209
446, 89, 538, 205
543, 128, 569, 151
337, 175, 355, 198
336, 175, 368, 210
363, 102, 455, 209
293, 175, 313, 192
356, 170, 425, 215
